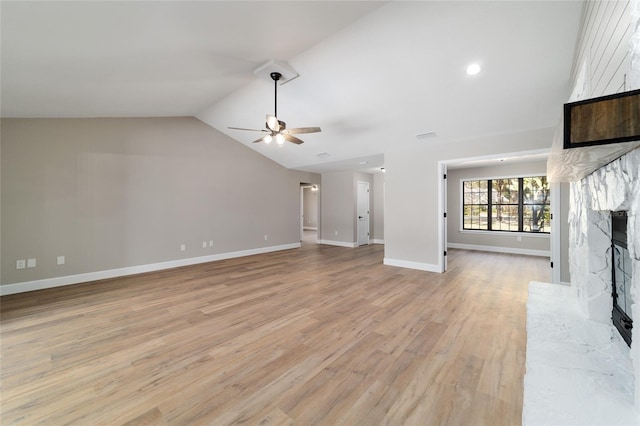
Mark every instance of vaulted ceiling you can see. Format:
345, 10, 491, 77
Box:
1, 1, 583, 172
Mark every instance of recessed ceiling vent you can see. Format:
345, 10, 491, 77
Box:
416, 131, 437, 139
254, 60, 299, 85
316, 152, 330, 158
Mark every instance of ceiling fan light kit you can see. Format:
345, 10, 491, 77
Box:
228, 64, 321, 145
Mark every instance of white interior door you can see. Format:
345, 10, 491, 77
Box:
357, 181, 370, 246
438, 161, 448, 272
443, 166, 448, 271
300, 186, 304, 241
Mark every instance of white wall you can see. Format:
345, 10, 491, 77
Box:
571, 0, 634, 98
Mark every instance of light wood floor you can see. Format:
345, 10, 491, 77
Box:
1, 244, 549, 425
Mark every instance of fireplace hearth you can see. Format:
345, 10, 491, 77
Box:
612, 211, 633, 346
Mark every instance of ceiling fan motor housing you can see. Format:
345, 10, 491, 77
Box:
228, 60, 320, 144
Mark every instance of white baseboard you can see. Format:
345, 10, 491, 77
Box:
447, 243, 550, 257
0, 243, 301, 296
383, 258, 441, 272
318, 240, 358, 248
303, 226, 318, 231
372, 239, 384, 244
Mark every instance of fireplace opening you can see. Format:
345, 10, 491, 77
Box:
611, 211, 633, 346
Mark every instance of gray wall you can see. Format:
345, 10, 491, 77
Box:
373, 173, 384, 241
385, 127, 555, 268
447, 161, 550, 253
320, 170, 375, 245
320, 171, 354, 243
1, 117, 319, 285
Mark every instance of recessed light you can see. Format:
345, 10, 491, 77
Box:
466, 63, 481, 75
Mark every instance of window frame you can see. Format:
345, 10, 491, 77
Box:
460, 175, 550, 235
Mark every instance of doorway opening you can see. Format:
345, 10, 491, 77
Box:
300, 184, 319, 243
438, 149, 553, 275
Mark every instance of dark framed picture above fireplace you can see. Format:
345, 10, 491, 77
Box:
564, 89, 640, 149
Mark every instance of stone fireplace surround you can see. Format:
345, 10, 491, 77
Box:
569, 147, 640, 411
524, 148, 639, 424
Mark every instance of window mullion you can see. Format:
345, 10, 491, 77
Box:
487, 179, 493, 231
518, 178, 524, 232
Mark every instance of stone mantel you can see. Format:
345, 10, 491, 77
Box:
547, 136, 640, 183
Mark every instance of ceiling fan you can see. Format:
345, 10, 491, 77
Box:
228, 72, 321, 145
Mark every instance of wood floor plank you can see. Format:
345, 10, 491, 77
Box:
1, 244, 550, 425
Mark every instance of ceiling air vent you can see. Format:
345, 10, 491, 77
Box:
316, 152, 330, 158
416, 131, 437, 139
254, 60, 299, 85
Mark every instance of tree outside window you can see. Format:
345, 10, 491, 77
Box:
462, 176, 550, 233
523, 176, 550, 232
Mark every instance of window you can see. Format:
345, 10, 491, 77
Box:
463, 176, 550, 233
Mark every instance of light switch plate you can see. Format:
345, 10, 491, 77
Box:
27, 258, 36, 268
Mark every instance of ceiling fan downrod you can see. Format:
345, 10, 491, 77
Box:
270, 72, 281, 118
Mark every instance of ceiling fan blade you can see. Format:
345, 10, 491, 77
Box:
228, 126, 268, 132
252, 135, 269, 143
266, 115, 279, 132
286, 127, 322, 135
283, 134, 304, 145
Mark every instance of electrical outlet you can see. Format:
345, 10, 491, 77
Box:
335, 230, 338, 236
27, 258, 36, 268
202, 241, 207, 248
264, 234, 268, 241
57, 256, 65, 265
517, 236, 522, 241
16, 259, 26, 269
180, 244, 186, 252
208, 240, 213, 247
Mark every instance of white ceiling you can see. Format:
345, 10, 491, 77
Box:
1, 1, 583, 173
